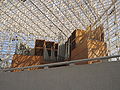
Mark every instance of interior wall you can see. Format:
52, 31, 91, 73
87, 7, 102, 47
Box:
0, 61, 120, 90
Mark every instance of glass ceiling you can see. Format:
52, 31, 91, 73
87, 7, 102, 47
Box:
0, 0, 120, 63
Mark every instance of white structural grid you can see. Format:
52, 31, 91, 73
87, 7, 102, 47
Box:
0, 0, 120, 67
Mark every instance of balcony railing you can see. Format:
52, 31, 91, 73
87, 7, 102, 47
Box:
0, 54, 120, 72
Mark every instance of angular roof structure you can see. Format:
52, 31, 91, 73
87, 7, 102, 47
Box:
0, 0, 120, 62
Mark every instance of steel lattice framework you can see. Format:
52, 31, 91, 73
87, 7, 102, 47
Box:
0, 0, 120, 65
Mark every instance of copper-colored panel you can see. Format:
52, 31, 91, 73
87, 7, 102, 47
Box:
11, 54, 45, 72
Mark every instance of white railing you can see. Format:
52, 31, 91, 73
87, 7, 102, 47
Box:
0, 55, 120, 72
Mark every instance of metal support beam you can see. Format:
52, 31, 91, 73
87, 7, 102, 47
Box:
92, 0, 117, 27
